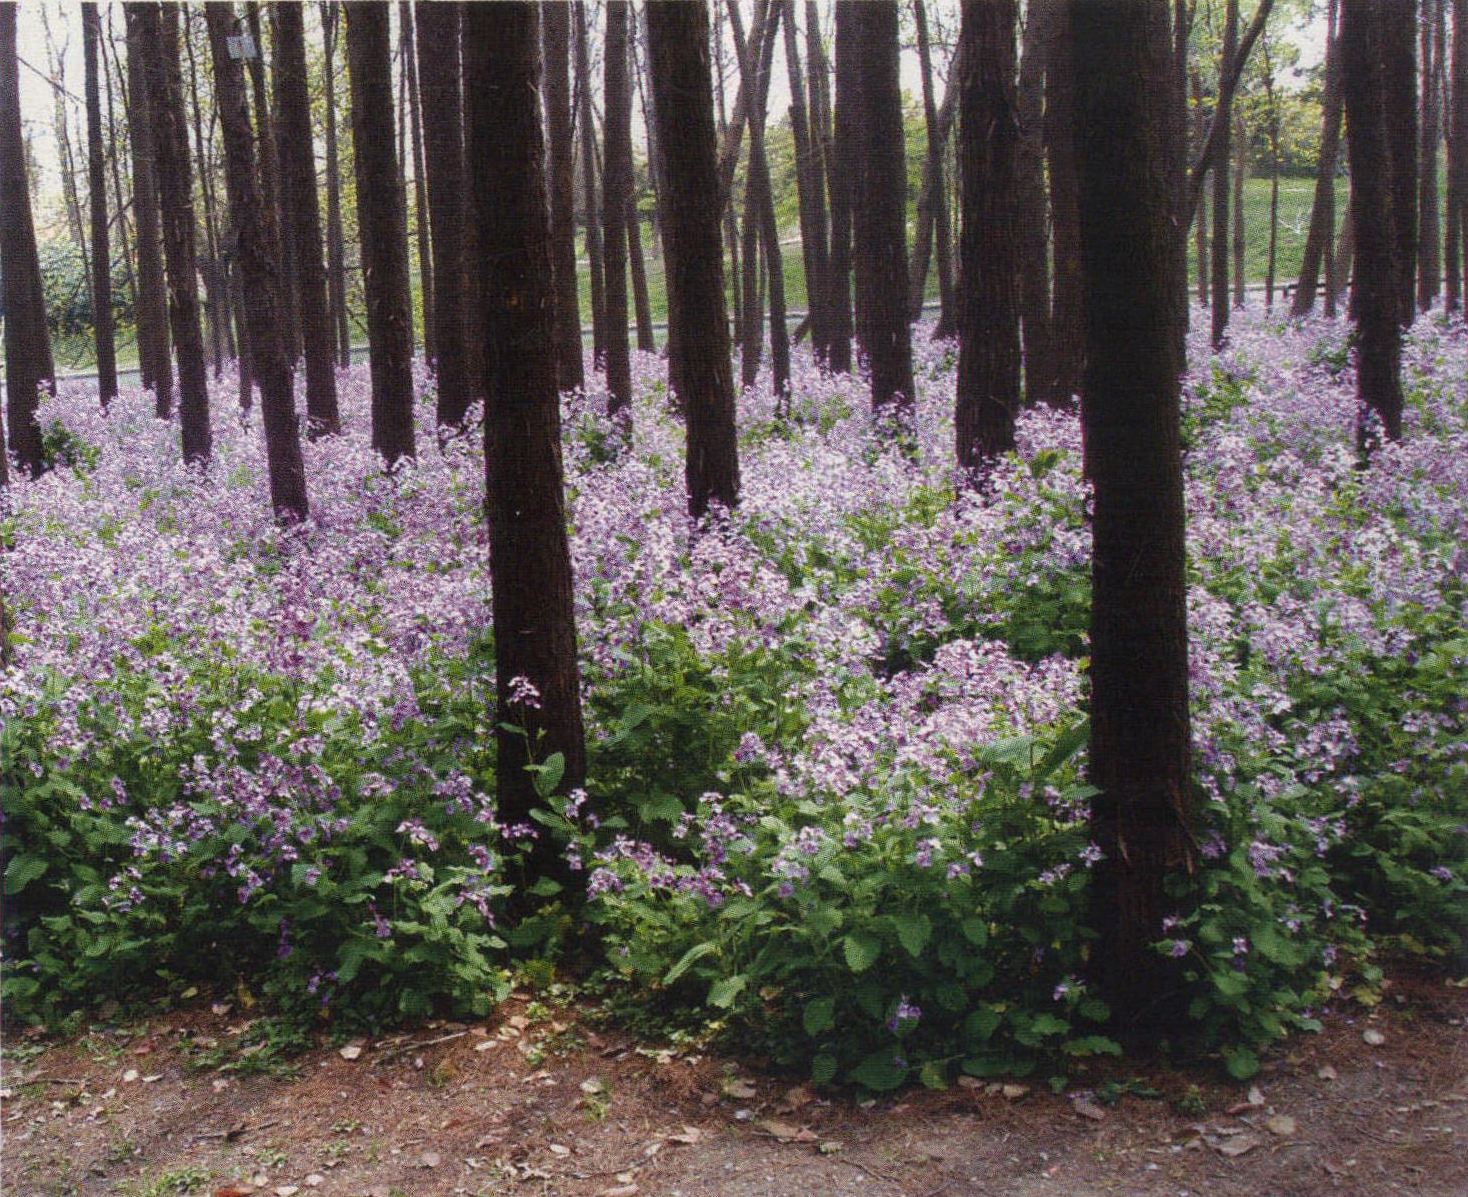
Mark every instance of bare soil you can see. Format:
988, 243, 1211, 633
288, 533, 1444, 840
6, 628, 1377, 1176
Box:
3, 968, 1465, 1197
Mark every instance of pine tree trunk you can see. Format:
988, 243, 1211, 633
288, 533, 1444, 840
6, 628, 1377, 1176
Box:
1419, 0, 1442, 310
1211, 0, 1238, 346
1386, 0, 1420, 324
826, 3, 855, 373
784, 0, 827, 357
909, 0, 957, 324
1069, 0, 1195, 1024
1342, 0, 1405, 446
204, 3, 308, 523
400, 1, 434, 365
102, 16, 137, 313
143, 2, 212, 466
346, 1, 416, 466
1, 0, 52, 476
541, 2, 585, 393
321, 2, 350, 367
628, 194, 656, 353
463, 1, 587, 885
274, 1, 340, 438
1016, 0, 1053, 405
647, 0, 741, 517
806, 0, 834, 363
83, 3, 117, 407
182, 18, 228, 384
1232, 112, 1246, 309
575, 4, 607, 368
1328, 201, 1353, 318
846, 0, 915, 418
125, 4, 172, 411
1296, 0, 1344, 315
231, 263, 253, 404
955, 0, 1021, 470
1193, 71, 1209, 307
1265, 71, 1281, 307
1044, 0, 1083, 403
603, 0, 635, 419
1447, 0, 1466, 313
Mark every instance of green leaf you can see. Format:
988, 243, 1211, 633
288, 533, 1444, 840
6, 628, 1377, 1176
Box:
963, 1006, 1002, 1044
1222, 1045, 1260, 1080
843, 931, 881, 973
4, 854, 48, 895
532, 752, 566, 799
708, 974, 747, 1009
893, 912, 932, 958
960, 917, 989, 947
849, 1050, 908, 1092
1035, 717, 1089, 783
811, 1053, 838, 1086
663, 942, 718, 985
527, 877, 564, 898
918, 1060, 949, 1089
803, 996, 836, 1037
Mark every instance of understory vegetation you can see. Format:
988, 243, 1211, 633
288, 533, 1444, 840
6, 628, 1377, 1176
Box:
3, 313, 1465, 1089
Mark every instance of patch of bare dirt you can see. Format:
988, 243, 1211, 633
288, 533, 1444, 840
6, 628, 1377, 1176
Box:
3, 969, 1465, 1197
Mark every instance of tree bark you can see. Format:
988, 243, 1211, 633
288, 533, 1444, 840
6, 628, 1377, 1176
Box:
1193, 71, 1208, 307
1385, 0, 1420, 324
1419, 0, 1442, 310
845, 0, 916, 417
1211, 0, 1238, 347
1044, 0, 1083, 403
1293, 0, 1341, 316
1232, 112, 1246, 309
575, 3, 607, 368
463, 1, 587, 885
1327, 201, 1353, 317
909, 0, 958, 326
826, 3, 855, 372
806, 0, 834, 362
955, 0, 1021, 470
125, 3, 172, 411
784, 0, 827, 356
1016, 0, 1052, 404
603, 0, 635, 419
182, 20, 229, 384
204, 1, 309, 523
346, 1, 416, 466
273, 1, 339, 437
1448, 0, 1467, 313
648, 0, 741, 517
143, 2, 212, 466
1069, 0, 1195, 1025
1264, 56, 1281, 308
83, 3, 117, 407
1, 0, 52, 476
400, 1, 434, 365
321, 1, 350, 367
628, 192, 656, 353
542, 2, 585, 393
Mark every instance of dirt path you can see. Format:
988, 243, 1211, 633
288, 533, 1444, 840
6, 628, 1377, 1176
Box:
4, 970, 1465, 1197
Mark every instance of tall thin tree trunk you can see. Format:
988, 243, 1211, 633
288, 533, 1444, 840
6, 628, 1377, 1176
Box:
1017, 0, 1053, 403
826, 3, 855, 372
1044, 0, 1083, 402
909, 0, 955, 324
125, 3, 172, 410
1327, 202, 1353, 317
1419, 0, 1442, 309
1386, 0, 1420, 324
205, 2, 308, 523
400, 1, 434, 364
1294, 0, 1342, 316
1211, 0, 1238, 346
274, 0, 340, 437
806, 0, 834, 362
183, 16, 228, 381
321, 2, 350, 367
1232, 112, 1246, 309
43, 7, 92, 308
1264, 58, 1281, 308
1447, 0, 1466, 313
647, 0, 741, 517
83, 2, 117, 406
101, 14, 137, 310
602, 0, 635, 418
463, 1, 587, 885
1072, 0, 1195, 1027
575, 3, 607, 368
542, 2, 585, 393
628, 194, 656, 352
346, 1, 416, 465
955, 0, 1021, 470
144, 2, 212, 466
1193, 71, 1209, 307
784, 0, 827, 356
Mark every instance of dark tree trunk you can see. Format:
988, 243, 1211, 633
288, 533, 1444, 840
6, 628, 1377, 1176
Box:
273, 1, 339, 438
1044, 0, 1083, 403
231, 262, 253, 403
1293, 0, 1341, 316
1419, 0, 1442, 310
1069, 0, 1195, 1025
144, 2, 212, 466
845, 0, 915, 417
205, 2, 309, 523
463, 1, 587, 885
628, 195, 656, 353
1232, 112, 1246, 308
321, 1, 350, 367
542, 2, 585, 393
1, 0, 52, 476
83, 3, 117, 407
1342, 0, 1405, 446
1016, 0, 1052, 404
1265, 63, 1281, 307
125, 3, 173, 411
955, 0, 1021, 470
826, 3, 855, 372
346, 1, 416, 466
575, 3, 607, 367
102, 14, 137, 314
182, 22, 228, 384
1328, 201, 1353, 317
1448, 0, 1467, 313
418, 2, 474, 427
784, 0, 827, 356
648, 0, 741, 517
909, 0, 957, 326
1386, 0, 1420, 324
806, 0, 834, 363
1211, 0, 1238, 347
1193, 71, 1208, 307
400, 1, 434, 365
603, 1, 635, 419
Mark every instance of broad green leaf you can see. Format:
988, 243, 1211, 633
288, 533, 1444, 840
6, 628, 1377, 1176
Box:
803, 996, 836, 1037
893, 912, 932, 958
4, 854, 48, 895
708, 974, 747, 1009
663, 941, 717, 985
843, 931, 881, 973
849, 1050, 908, 1092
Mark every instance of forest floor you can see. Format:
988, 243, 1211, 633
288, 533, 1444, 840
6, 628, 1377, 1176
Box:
3, 965, 1465, 1197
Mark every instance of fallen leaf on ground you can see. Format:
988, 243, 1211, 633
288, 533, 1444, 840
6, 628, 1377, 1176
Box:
1214, 1133, 1264, 1158
1265, 1114, 1297, 1136
122, 1069, 139, 1083
1001, 1084, 1028, 1100
780, 1085, 814, 1110
1363, 1029, 1386, 1046
1317, 1065, 1338, 1081
338, 1043, 363, 1061
303, 1176, 324, 1188
596, 1186, 638, 1197
212, 1188, 254, 1197
722, 1077, 757, 1100
420, 1151, 441, 1169
1070, 1096, 1107, 1121
273, 1188, 298, 1197
579, 1077, 604, 1095
666, 1125, 704, 1145
549, 1143, 571, 1157
474, 1040, 496, 1053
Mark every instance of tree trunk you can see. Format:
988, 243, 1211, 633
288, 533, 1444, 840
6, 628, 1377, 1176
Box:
1232, 112, 1246, 309
603, 0, 635, 419
1265, 66, 1281, 307
346, 1, 416, 466
125, 3, 172, 412
1017, 0, 1052, 404
1447, 0, 1467, 313
1193, 71, 1208, 307
1342, 0, 1405, 447
628, 193, 656, 352
1295, 0, 1344, 316
846, 0, 916, 418
463, 1, 587, 885
83, 3, 117, 407
1069, 0, 1195, 1025
1328, 201, 1353, 317
44, 7, 92, 310
541, 2, 585, 393
1385, 0, 1420, 324
181, 21, 227, 383
321, 1, 350, 367
1, 0, 52, 476
806, 0, 834, 363
273, 1, 340, 437
826, 3, 855, 372
142, 2, 212, 466
955, 0, 1021, 470
784, 0, 827, 357
1044, 0, 1083, 403
102, 14, 137, 315
1419, 0, 1442, 309
647, 0, 741, 517
575, 3, 607, 368
231, 262, 253, 403
400, 1, 435, 365
1211, 0, 1238, 347
909, 0, 956, 325
204, 2, 309, 523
